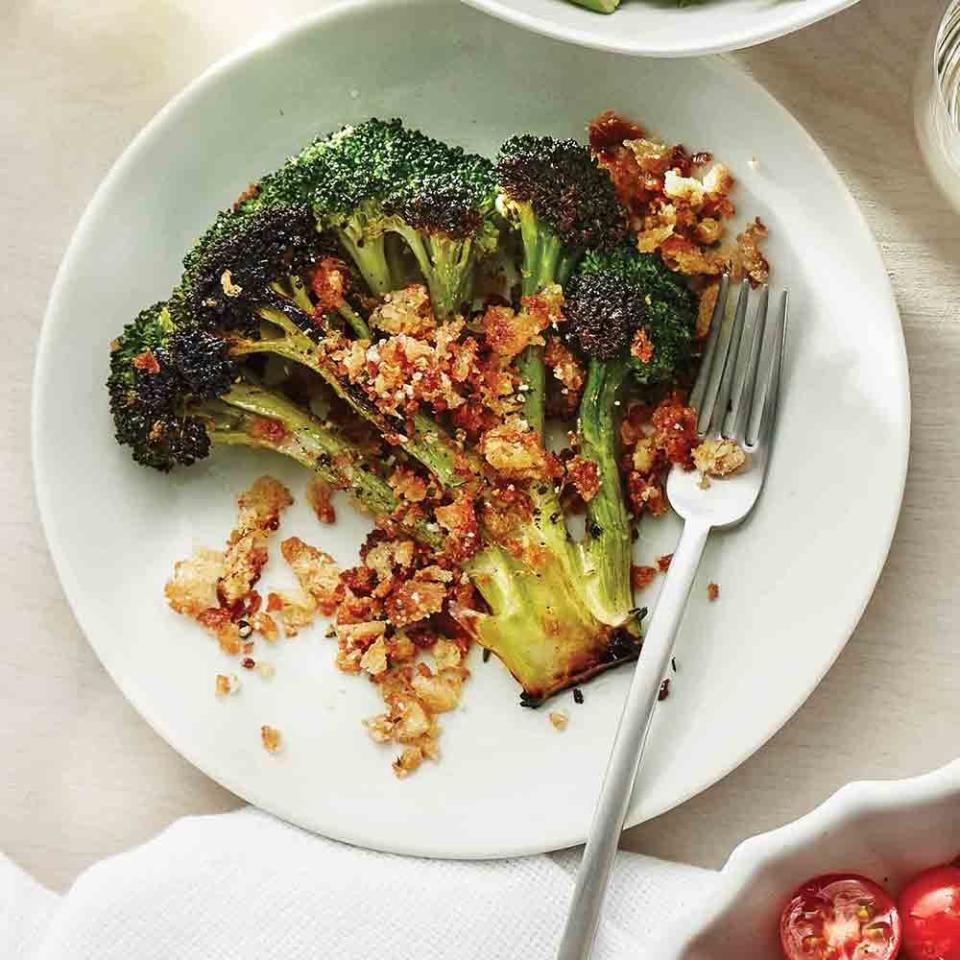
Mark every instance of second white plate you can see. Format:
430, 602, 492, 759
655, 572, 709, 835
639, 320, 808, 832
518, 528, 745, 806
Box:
459, 0, 859, 58
33, 0, 907, 858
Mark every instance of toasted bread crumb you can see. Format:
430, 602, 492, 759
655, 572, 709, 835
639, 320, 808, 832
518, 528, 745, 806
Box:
215, 674, 240, 697
260, 725, 283, 754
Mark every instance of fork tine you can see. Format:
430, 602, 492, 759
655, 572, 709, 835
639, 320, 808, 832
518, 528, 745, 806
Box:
726, 285, 769, 442
747, 290, 787, 450
688, 275, 730, 417
700, 279, 749, 436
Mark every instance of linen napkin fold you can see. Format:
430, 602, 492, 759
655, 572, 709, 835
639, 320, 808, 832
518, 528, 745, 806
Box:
1, 807, 716, 959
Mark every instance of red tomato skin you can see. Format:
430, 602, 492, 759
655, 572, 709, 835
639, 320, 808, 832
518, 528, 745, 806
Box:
900, 864, 960, 960
779, 873, 902, 960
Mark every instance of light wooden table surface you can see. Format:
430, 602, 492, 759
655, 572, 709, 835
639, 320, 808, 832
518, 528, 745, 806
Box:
2, 0, 957, 893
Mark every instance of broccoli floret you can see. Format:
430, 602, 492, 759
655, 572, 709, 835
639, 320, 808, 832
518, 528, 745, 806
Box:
496, 135, 626, 296
570, 246, 695, 384
106, 302, 438, 545
107, 303, 222, 470
564, 247, 696, 624
173, 204, 368, 338
240, 120, 402, 298
172, 203, 476, 489
496, 135, 626, 433
249, 119, 499, 316
380, 132, 499, 316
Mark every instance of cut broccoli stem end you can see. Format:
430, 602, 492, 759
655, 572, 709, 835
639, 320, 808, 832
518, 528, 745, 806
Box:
461, 542, 640, 704
577, 358, 634, 626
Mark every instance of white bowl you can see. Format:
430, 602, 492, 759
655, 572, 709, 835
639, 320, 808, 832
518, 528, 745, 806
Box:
458, 0, 860, 58
658, 760, 960, 958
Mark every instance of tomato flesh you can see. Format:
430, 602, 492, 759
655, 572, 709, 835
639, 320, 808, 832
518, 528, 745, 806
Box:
899, 863, 960, 960
780, 873, 902, 960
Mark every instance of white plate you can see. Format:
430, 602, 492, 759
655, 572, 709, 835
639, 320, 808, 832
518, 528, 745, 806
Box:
459, 0, 859, 58
659, 759, 960, 958
32, 0, 907, 858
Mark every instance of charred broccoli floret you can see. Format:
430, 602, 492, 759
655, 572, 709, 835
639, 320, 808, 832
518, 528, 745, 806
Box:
381, 133, 499, 317
495, 135, 626, 296
107, 303, 226, 470
565, 246, 696, 624
241, 120, 402, 298
245, 119, 498, 316
107, 302, 437, 544
172, 203, 473, 488
495, 135, 626, 432
173, 204, 369, 337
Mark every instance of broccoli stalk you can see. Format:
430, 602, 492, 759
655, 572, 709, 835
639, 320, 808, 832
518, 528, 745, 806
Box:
203, 382, 422, 531
566, 247, 697, 623
385, 219, 495, 318
231, 303, 474, 489
577, 357, 633, 624
172, 203, 478, 490
462, 540, 634, 704
108, 304, 440, 547
327, 205, 396, 297
496, 135, 626, 433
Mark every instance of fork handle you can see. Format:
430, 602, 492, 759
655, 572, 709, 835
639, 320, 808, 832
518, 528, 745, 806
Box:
556, 518, 712, 960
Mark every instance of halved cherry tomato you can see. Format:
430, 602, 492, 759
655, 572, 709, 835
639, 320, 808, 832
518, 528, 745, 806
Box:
780, 873, 902, 960
899, 862, 960, 960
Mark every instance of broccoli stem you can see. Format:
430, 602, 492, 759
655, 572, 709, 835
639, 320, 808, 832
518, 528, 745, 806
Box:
270, 277, 371, 340
462, 540, 639, 704
336, 301, 371, 339
390, 225, 475, 317
201, 383, 441, 549
514, 208, 584, 435
286, 276, 316, 315
334, 225, 396, 296
577, 358, 633, 625
234, 305, 479, 490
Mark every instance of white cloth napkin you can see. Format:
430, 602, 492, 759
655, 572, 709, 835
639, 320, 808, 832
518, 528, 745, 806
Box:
0, 808, 716, 959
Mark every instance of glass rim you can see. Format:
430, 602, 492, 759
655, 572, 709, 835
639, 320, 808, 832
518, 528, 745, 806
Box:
932, 0, 960, 120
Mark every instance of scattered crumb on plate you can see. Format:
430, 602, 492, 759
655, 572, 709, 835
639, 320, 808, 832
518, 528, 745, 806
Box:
215, 673, 240, 697
260, 725, 283, 754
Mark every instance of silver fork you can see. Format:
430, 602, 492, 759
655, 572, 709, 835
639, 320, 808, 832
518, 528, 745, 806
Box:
557, 277, 788, 960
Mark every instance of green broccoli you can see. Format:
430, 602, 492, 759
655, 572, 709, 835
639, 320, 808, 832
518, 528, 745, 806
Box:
564, 246, 696, 624
107, 120, 670, 706
171, 202, 473, 489
495, 135, 625, 433
106, 303, 435, 540
242, 119, 498, 317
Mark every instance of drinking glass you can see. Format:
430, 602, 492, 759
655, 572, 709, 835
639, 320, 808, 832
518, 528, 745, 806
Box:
915, 0, 960, 211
